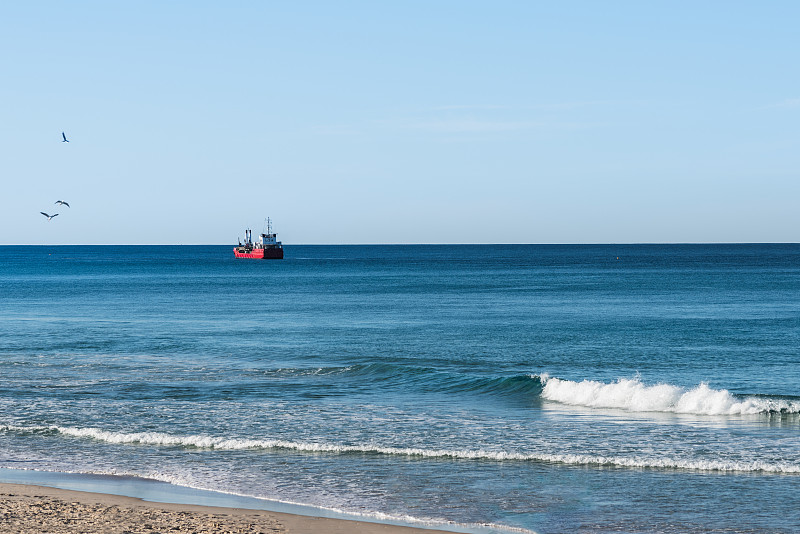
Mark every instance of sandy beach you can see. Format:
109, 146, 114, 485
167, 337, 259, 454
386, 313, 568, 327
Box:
0, 482, 455, 534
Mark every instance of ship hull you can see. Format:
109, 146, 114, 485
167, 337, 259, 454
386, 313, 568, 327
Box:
233, 247, 284, 259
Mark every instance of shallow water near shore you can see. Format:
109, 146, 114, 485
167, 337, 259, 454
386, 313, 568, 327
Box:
0, 467, 468, 531
0, 468, 310, 514
1, 244, 799, 533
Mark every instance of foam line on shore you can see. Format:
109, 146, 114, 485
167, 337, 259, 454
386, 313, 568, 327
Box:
2, 425, 798, 474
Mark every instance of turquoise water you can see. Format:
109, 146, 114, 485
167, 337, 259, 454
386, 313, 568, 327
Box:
1, 244, 799, 533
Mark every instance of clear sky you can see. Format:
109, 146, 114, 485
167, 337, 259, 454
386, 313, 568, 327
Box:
2, 1, 798, 244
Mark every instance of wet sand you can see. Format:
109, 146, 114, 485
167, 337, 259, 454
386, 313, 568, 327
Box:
0, 482, 456, 534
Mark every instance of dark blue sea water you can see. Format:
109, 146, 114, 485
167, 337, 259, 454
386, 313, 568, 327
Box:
1, 244, 799, 533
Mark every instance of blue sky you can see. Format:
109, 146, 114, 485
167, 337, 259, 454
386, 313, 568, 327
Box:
2, 1, 798, 244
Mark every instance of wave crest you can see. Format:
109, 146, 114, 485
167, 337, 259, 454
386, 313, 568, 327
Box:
539, 375, 800, 415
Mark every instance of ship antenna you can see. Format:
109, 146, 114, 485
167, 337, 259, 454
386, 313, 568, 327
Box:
267, 217, 272, 235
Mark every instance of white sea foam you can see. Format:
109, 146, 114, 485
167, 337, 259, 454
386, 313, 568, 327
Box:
2, 424, 797, 474
539, 375, 800, 415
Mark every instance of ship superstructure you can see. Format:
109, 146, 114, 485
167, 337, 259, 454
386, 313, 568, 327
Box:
234, 218, 284, 259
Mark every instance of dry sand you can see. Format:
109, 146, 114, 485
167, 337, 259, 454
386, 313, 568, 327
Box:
0, 482, 456, 534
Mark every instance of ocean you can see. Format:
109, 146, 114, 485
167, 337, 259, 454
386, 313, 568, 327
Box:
0, 244, 798, 533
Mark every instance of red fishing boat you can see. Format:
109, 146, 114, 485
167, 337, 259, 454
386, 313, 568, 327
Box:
234, 218, 284, 259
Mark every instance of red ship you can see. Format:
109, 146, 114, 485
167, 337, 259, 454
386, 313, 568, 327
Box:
234, 218, 284, 259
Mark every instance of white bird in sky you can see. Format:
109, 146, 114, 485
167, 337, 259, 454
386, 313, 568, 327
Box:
55, 200, 70, 207
62, 132, 69, 143
40, 212, 59, 221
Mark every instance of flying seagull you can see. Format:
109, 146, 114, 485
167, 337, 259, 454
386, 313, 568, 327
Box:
55, 200, 70, 207
40, 212, 59, 221
62, 132, 69, 143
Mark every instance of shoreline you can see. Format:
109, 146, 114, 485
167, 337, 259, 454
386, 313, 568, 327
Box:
0, 469, 476, 534
0, 481, 462, 534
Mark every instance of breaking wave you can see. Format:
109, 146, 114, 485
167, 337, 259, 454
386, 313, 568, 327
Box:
1, 424, 798, 474
274, 365, 796, 415
539, 374, 800, 415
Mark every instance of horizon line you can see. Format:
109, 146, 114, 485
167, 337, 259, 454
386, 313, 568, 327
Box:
2, 242, 799, 247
